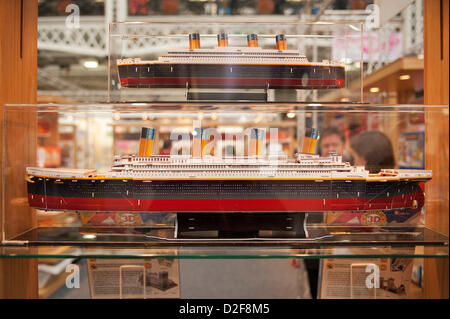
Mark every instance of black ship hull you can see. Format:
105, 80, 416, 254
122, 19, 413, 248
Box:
118, 63, 345, 89
27, 177, 425, 213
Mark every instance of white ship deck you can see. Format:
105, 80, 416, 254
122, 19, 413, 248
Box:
26, 154, 432, 182
26, 168, 97, 178
117, 47, 344, 66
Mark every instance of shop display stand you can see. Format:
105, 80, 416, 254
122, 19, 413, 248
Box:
185, 88, 270, 102
176, 212, 307, 238
184, 80, 295, 239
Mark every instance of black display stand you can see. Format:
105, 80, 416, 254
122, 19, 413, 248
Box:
186, 88, 269, 102
176, 212, 307, 238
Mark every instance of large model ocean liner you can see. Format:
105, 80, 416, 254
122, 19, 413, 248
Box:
26, 127, 431, 213
117, 33, 345, 89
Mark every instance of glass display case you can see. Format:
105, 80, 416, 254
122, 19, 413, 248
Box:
108, 21, 363, 103
1, 102, 448, 299
2, 102, 448, 299
2, 103, 448, 240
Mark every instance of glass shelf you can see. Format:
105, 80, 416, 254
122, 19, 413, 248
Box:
7, 225, 449, 245
0, 243, 447, 260
4, 102, 447, 113
1, 225, 447, 259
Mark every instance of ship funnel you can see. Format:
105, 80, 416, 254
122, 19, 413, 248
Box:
138, 127, 156, 157
217, 33, 228, 47
276, 34, 286, 51
249, 128, 265, 156
301, 128, 320, 155
192, 128, 208, 158
189, 33, 200, 50
247, 34, 259, 47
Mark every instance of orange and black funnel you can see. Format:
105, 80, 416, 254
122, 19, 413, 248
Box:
249, 128, 265, 156
138, 127, 155, 157
189, 33, 200, 50
276, 34, 286, 51
247, 34, 259, 47
192, 128, 208, 158
301, 128, 320, 155
217, 33, 228, 47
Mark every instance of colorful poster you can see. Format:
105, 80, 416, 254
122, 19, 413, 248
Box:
325, 208, 422, 226
80, 212, 175, 227
398, 132, 425, 169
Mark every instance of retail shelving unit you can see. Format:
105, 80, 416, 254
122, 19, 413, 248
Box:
1, 15, 448, 299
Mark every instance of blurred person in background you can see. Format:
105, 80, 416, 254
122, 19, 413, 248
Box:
350, 130, 396, 173
319, 126, 346, 157
319, 125, 353, 163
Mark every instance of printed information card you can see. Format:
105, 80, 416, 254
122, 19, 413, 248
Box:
87, 257, 180, 299
319, 248, 414, 299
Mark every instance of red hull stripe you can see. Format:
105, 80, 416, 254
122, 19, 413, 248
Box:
28, 192, 422, 212
120, 77, 345, 88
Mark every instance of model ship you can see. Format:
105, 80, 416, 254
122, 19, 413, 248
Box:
139, 271, 178, 291
117, 33, 345, 89
26, 127, 431, 213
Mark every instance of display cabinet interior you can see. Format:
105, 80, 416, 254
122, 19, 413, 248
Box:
1, 103, 448, 260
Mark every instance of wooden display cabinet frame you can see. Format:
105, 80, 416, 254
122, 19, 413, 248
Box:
0, 0, 38, 298
0, 0, 448, 299
423, 0, 449, 299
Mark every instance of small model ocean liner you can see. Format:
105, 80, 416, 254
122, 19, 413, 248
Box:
117, 33, 345, 89
26, 127, 431, 213
139, 271, 178, 291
